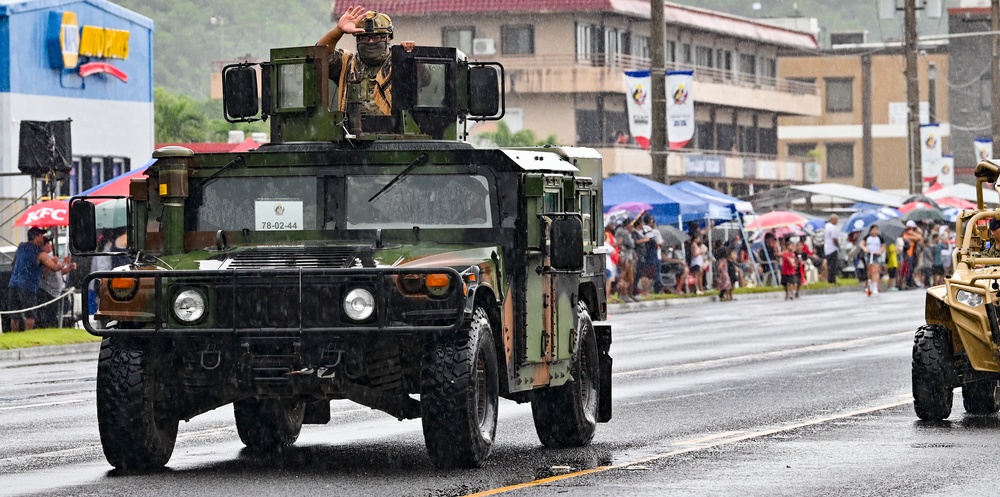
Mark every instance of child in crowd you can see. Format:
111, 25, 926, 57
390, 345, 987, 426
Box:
781, 239, 799, 300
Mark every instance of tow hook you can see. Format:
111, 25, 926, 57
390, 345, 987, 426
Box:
284, 351, 344, 379
200, 345, 221, 370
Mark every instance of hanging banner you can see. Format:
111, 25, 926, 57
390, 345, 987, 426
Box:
975, 137, 992, 161
667, 70, 695, 150
624, 70, 652, 150
939, 155, 954, 187
919, 123, 942, 184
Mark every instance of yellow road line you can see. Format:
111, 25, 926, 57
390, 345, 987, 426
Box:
463, 399, 913, 497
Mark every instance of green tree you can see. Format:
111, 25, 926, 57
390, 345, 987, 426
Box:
154, 87, 207, 143
477, 122, 558, 147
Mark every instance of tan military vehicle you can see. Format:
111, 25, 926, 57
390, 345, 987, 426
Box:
913, 160, 1000, 419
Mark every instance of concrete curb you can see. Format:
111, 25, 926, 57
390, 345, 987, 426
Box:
0, 341, 100, 363
608, 284, 866, 315
1, 285, 872, 360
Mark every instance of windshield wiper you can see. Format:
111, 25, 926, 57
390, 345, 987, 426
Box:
368, 153, 429, 203
203, 155, 246, 187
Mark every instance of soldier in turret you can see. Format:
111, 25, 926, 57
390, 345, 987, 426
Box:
317, 4, 415, 115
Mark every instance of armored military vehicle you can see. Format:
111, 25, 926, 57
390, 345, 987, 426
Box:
70, 43, 612, 471
912, 160, 1000, 420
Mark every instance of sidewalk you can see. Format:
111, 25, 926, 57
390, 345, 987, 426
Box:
1, 284, 870, 361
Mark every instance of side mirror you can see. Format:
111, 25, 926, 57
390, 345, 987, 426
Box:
549, 216, 584, 271
468, 65, 503, 118
69, 199, 97, 253
223, 64, 260, 122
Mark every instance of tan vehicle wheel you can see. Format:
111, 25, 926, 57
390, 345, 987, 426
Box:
912, 325, 954, 421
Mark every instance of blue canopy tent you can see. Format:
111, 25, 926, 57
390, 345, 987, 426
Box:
603, 174, 709, 226
670, 181, 764, 286
671, 181, 754, 218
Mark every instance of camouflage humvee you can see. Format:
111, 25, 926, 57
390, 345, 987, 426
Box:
70, 44, 612, 471
913, 160, 1000, 420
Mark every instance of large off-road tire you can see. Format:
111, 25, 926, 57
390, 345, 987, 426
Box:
420, 307, 499, 469
912, 324, 954, 421
234, 397, 305, 451
531, 301, 599, 447
963, 380, 1000, 414
96, 337, 179, 471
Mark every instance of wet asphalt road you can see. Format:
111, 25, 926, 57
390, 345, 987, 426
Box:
2, 288, 992, 496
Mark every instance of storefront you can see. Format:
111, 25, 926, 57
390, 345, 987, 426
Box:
0, 0, 153, 201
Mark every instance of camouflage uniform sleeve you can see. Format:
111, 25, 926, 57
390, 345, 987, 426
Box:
328, 48, 347, 81
978, 246, 1000, 259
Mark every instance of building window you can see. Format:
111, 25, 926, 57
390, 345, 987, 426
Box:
739, 53, 756, 83
759, 127, 777, 155
760, 57, 777, 81
787, 142, 817, 159
442, 27, 475, 55
665, 40, 676, 63
695, 46, 714, 68
716, 49, 733, 79
738, 126, 756, 153
635, 35, 650, 60
716, 123, 735, 152
825, 78, 854, 113
501, 25, 534, 55
681, 43, 692, 64
576, 23, 594, 62
605, 28, 621, 64
696, 121, 715, 150
826, 143, 855, 178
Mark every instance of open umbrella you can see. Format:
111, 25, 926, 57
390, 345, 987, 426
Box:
874, 218, 906, 241
14, 199, 68, 227
607, 201, 654, 217
744, 211, 809, 231
842, 208, 894, 233
657, 224, 690, 246
904, 207, 945, 223
898, 201, 938, 214
935, 196, 976, 210
902, 194, 941, 210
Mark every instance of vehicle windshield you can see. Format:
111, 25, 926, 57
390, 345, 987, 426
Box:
346, 174, 493, 229
190, 176, 318, 232
185, 173, 493, 232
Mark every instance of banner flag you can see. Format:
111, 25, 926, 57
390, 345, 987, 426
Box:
624, 70, 652, 149
919, 123, 942, 184
938, 155, 954, 187
975, 137, 992, 161
667, 70, 694, 150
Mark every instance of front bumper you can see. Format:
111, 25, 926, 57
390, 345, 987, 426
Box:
82, 267, 466, 336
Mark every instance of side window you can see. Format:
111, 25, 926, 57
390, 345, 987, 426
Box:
502, 25, 534, 55
543, 191, 560, 212
442, 26, 474, 55
580, 192, 594, 244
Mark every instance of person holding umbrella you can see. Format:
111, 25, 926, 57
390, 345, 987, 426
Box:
6, 228, 70, 331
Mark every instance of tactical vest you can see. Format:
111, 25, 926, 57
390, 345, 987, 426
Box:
337, 51, 392, 115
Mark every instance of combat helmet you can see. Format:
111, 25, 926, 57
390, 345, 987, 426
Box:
359, 11, 393, 40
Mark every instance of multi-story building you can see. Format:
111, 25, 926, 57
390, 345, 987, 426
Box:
779, 45, 949, 190
227, 1, 823, 196
948, 2, 995, 182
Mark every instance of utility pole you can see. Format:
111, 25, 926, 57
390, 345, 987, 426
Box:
904, 0, 921, 194
862, 54, 873, 189
650, 0, 668, 183
993, 0, 1000, 160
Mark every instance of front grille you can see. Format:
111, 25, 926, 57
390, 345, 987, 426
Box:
226, 246, 360, 269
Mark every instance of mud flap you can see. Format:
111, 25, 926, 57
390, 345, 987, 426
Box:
595, 324, 613, 422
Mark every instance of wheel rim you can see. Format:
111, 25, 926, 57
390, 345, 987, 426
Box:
579, 334, 598, 421
475, 350, 490, 431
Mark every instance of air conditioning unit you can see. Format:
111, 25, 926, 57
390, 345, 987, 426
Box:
473, 38, 496, 55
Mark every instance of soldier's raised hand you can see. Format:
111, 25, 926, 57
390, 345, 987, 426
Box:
338, 5, 367, 34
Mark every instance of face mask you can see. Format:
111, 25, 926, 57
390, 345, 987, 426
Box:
357, 40, 388, 67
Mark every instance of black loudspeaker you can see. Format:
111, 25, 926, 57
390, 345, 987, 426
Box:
18, 119, 72, 176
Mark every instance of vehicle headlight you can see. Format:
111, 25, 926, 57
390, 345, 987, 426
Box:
957, 289, 984, 308
173, 289, 206, 323
343, 288, 375, 321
